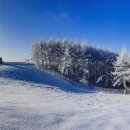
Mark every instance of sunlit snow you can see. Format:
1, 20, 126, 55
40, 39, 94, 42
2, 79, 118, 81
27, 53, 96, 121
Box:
0, 63, 130, 130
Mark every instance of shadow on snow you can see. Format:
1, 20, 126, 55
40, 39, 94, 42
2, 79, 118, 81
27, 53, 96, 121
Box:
0, 63, 95, 94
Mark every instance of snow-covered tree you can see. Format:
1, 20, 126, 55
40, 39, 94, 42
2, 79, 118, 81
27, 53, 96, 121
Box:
32, 42, 41, 67
79, 44, 89, 85
32, 40, 48, 69
59, 44, 73, 76
80, 59, 89, 86
112, 48, 130, 92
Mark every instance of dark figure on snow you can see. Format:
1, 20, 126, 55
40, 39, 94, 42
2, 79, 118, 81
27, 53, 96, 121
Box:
0, 57, 3, 64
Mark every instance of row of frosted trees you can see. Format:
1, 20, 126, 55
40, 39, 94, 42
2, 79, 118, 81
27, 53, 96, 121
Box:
32, 39, 118, 88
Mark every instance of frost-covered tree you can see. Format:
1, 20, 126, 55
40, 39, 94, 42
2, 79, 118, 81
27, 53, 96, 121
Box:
79, 44, 89, 85
32, 40, 48, 69
32, 42, 41, 67
59, 44, 73, 76
112, 48, 130, 92
80, 59, 89, 85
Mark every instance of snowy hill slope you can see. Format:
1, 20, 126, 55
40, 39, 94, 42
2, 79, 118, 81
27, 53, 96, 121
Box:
0, 63, 130, 130
0, 63, 93, 93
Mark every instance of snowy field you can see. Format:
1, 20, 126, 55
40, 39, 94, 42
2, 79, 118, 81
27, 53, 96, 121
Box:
0, 63, 130, 130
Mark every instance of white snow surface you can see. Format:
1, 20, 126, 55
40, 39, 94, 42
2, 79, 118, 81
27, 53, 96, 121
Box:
0, 63, 130, 130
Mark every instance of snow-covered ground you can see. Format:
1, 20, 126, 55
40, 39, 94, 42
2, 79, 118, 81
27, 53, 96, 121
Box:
0, 63, 130, 130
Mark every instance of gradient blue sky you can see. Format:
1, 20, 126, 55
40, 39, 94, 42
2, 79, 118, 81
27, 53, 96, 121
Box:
0, 0, 130, 61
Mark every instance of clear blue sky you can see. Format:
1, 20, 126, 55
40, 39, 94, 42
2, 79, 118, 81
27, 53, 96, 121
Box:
0, 0, 130, 61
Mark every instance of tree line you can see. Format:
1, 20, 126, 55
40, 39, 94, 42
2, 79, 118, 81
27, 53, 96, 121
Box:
31, 39, 130, 91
